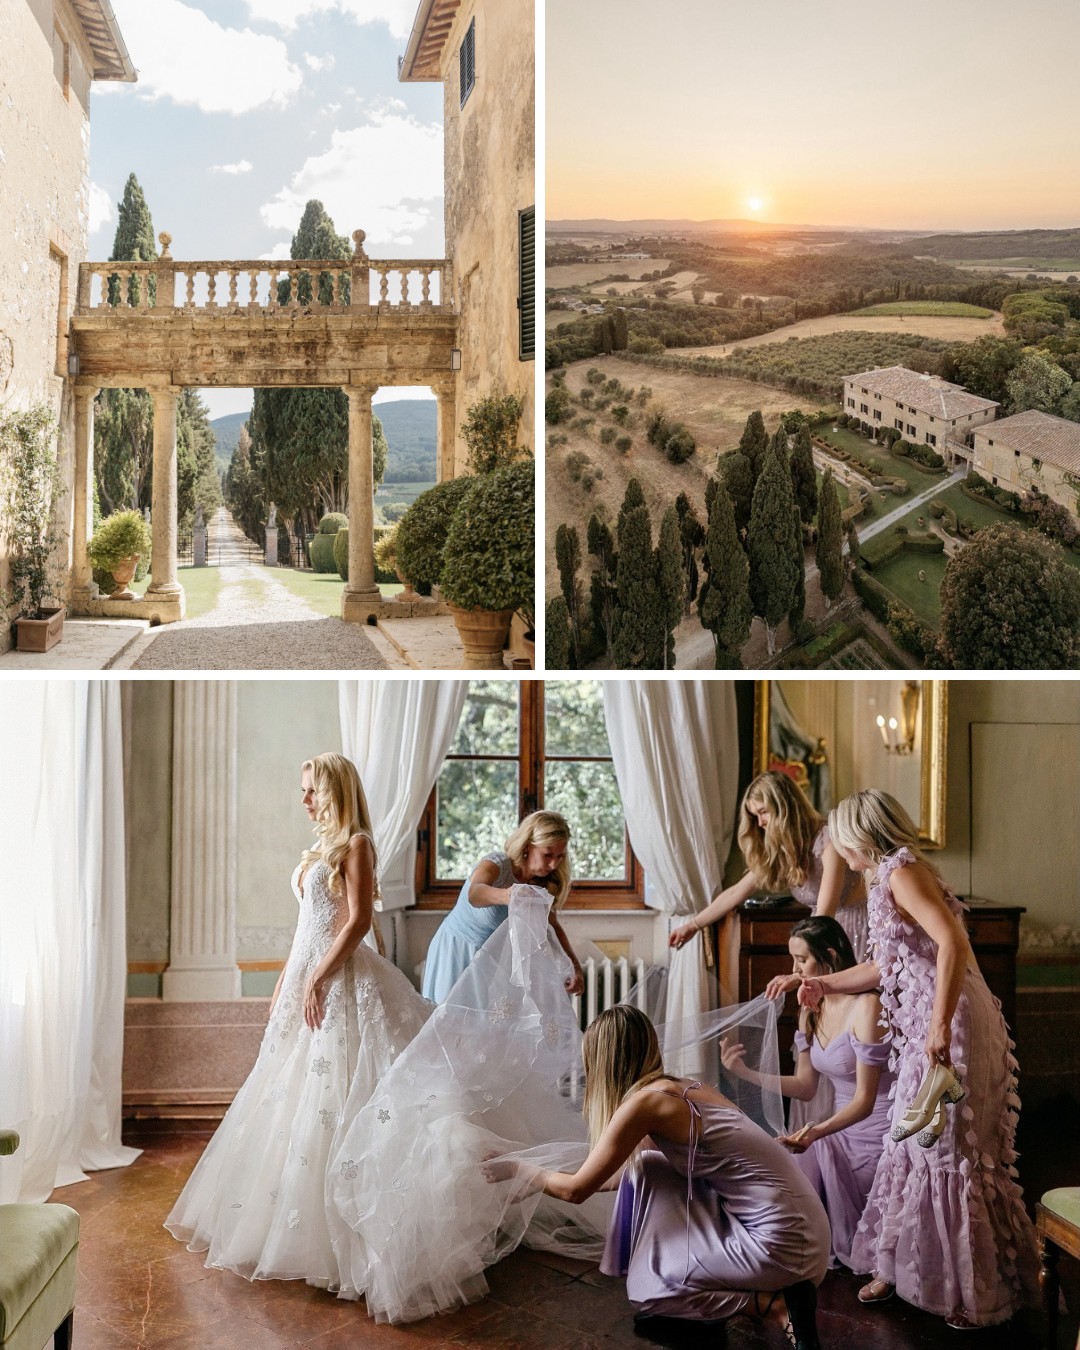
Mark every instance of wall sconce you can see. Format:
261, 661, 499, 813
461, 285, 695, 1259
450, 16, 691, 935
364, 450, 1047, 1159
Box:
450, 349, 461, 371
875, 680, 920, 755
67, 351, 80, 376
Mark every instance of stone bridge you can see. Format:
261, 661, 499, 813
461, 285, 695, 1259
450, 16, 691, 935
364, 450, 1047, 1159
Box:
68, 230, 459, 624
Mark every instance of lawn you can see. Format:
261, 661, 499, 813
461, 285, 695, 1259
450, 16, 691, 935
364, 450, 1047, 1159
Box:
816, 424, 944, 494
130, 566, 222, 620
849, 301, 995, 319
872, 548, 947, 627
271, 566, 403, 618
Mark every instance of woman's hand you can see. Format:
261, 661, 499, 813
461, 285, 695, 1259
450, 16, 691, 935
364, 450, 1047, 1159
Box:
764, 972, 800, 1001
669, 921, 700, 949
777, 1122, 816, 1153
720, 1036, 748, 1078
796, 977, 826, 1009
303, 973, 328, 1030
480, 1154, 543, 1202
925, 1017, 952, 1068
564, 964, 585, 996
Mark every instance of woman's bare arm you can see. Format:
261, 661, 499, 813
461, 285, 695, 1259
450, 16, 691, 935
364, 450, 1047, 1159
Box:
467, 859, 511, 908
670, 871, 760, 948
889, 862, 970, 1066
814, 841, 863, 918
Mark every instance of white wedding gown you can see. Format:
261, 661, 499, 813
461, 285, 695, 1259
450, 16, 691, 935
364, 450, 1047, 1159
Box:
165, 851, 432, 1285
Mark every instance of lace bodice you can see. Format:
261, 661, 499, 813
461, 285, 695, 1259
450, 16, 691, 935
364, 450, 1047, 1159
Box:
290, 858, 350, 966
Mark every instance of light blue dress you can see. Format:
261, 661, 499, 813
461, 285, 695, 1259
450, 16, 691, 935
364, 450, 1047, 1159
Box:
421, 851, 515, 1002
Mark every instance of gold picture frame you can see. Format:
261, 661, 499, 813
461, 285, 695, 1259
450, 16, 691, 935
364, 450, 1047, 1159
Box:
753, 681, 948, 849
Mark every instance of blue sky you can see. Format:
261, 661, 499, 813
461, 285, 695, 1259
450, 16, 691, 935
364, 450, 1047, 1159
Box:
89, 0, 442, 417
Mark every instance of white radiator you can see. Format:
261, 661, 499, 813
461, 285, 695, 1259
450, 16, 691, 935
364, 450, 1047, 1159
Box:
571, 954, 650, 1031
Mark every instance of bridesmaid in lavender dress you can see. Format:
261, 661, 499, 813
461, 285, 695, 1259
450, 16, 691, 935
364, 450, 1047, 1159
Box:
744, 916, 894, 1271
486, 1005, 829, 1350
671, 771, 867, 1129
796, 790, 1039, 1329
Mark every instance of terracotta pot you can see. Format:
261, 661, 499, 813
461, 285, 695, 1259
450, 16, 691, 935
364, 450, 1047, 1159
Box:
394, 566, 417, 603
15, 606, 65, 653
110, 554, 140, 600
448, 604, 513, 669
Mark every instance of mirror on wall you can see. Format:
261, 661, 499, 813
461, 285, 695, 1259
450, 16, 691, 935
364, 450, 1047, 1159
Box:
753, 681, 948, 849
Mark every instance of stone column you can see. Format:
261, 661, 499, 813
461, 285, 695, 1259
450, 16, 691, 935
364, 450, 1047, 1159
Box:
146, 386, 181, 598
341, 382, 381, 622
162, 681, 241, 1001
433, 377, 458, 482
70, 384, 98, 609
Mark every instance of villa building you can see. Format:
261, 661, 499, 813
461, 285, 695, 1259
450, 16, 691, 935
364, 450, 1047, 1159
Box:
400, 0, 535, 473
0, 0, 134, 650
971, 410, 1080, 517
843, 366, 998, 461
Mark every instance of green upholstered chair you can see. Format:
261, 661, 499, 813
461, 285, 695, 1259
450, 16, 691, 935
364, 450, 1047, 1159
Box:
1037, 1187, 1080, 1350
0, 1131, 79, 1350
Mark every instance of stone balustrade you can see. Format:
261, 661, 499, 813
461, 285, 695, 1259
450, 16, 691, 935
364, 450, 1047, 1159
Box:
76, 256, 453, 316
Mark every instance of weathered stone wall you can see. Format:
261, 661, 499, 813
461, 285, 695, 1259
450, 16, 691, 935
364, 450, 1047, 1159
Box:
0, 0, 96, 648
972, 428, 1079, 518
441, 0, 535, 473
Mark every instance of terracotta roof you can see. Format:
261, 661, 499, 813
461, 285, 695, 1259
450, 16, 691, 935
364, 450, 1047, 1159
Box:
844, 365, 999, 421
68, 0, 135, 81
398, 0, 462, 81
976, 409, 1080, 476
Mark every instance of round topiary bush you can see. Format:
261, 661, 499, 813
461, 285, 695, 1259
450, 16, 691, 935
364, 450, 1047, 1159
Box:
439, 460, 534, 616
318, 512, 348, 534
333, 526, 350, 581
88, 509, 152, 572
395, 476, 474, 589
310, 511, 348, 572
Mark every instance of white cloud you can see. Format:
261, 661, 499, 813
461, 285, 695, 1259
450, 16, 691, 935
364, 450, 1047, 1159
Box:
210, 160, 254, 175
304, 52, 335, 71
259, 241, 294, 260
260, 110, 442, 251
88, 182, 115, 235
245, 0, 417, 42
112, 0, 303, 114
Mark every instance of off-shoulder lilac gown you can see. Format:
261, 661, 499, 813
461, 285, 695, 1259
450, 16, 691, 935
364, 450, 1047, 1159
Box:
848, 848, 1039, 1326
600, 1082, 830, 1321
788, 824, 868, 1132
791, 1026, 892, 1270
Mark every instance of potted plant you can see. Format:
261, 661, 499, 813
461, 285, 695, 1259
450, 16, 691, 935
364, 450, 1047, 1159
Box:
395, 477, 473, 593
0, 403, 66, 652
370, 522, 412, 600
439, 459, 534, 669
88, 509, 152, 599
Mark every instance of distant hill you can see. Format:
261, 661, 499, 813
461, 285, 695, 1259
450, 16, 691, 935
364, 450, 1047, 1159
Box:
547, 217, 865, 236
905, 226, 1080, 261
210, 397, 436, 484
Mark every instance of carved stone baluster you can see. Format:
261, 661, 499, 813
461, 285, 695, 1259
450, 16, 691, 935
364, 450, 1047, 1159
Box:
117, 268, 131, 308
249, 271, 258, 307
400, 270, 410, 307
206, 271, 217, 309
378, 265, 389, 308
185, 272, 195, 308
228, 268, 238, 309
421, 267, 431, 308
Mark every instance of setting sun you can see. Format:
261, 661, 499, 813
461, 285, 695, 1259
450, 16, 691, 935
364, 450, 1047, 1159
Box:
747, 197, 763, 212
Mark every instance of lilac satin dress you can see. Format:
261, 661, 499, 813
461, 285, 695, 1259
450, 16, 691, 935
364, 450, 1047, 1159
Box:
600, 1082, 829, 1321
848, 848, 1039, 1326
788, 824, 868, 1133
791, 1027, 892, 1270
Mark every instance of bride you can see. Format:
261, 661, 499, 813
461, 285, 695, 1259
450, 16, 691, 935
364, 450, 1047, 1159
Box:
165, 752, 431, 1286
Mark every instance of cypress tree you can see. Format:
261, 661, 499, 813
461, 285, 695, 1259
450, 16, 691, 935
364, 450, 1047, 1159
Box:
748, 433, 802, 655
717, 450, 754, 537
790, 424, 818, 525
738, 410, 769, 486
654, 504, 685, 669
545, 595, 571, 669
108, 173, 157, 307
816, 471, 844, 610
587, 513, 617, 663
674, 491, 704, 611
554, 522, 583, 665
844, 515, 861, 574
699, 479, 752, 669
612, 499, 658, 669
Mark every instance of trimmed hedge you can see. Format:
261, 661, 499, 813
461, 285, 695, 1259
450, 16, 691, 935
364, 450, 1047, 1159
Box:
395, 476, 474, 588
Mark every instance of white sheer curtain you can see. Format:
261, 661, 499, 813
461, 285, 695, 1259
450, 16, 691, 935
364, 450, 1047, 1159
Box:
0, 681, 140, 1203
601, 680, 739, 1069
338, 680, 467, 915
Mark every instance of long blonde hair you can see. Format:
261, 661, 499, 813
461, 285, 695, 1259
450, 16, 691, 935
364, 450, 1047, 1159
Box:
738, 771, 823, 892
504, 809, 572, 907
582, 1005, 666, 1146
301, 753, 377, 895
829, 789, 931, 872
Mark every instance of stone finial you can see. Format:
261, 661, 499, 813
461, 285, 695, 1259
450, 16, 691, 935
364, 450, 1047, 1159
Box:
158, 232, 173, 258
352, 229, 367, 258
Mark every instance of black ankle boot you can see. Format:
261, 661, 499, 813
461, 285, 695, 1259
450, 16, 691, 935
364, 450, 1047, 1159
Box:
782, 1280, 821, 1350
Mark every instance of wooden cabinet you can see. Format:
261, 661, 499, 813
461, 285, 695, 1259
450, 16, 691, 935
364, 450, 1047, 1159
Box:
719, 898, 1025, 1069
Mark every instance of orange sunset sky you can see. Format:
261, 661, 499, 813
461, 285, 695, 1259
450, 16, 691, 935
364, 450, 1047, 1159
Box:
547, 0, 1080, 232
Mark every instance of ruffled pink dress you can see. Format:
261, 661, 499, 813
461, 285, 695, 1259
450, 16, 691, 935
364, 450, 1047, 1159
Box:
788, 824, 868, 1133
848, 848, 1039, 1326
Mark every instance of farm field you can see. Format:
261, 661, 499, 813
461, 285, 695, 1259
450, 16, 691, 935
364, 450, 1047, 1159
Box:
375, 480, 434, 510
547, 259, 671, 288
953, 260, 1080, 278
545, 357, 796, 592
850, 301, 995, 318
689, 309, 1005, 359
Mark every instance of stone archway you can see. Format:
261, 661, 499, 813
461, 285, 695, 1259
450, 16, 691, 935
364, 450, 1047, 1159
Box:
69, 231, 459, 624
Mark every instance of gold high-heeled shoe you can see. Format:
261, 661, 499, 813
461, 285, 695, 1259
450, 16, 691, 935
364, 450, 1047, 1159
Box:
891, 1062, 963, 1143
